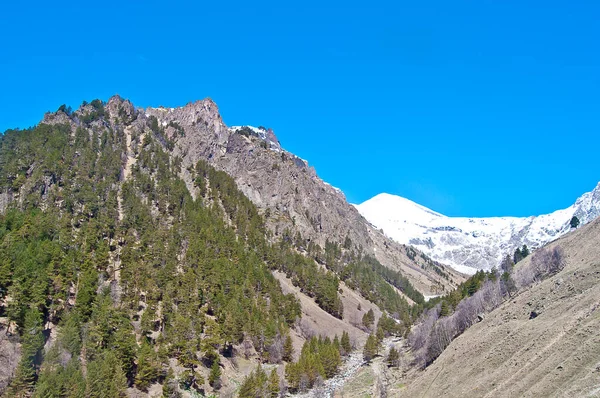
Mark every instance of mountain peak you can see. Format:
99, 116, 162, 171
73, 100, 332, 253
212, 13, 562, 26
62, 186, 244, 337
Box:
357, 182, 600, 273
359, 193, 445, 221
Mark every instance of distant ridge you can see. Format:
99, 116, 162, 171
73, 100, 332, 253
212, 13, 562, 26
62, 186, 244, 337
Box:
356, 182, 600, 273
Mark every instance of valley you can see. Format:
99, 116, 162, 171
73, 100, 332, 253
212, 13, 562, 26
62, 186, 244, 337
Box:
0, 96, 598, 398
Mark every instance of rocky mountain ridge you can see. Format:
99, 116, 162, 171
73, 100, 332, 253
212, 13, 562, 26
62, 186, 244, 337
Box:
1, 96, 460, 297
97, 95, 462, 295
356, 183, 600, 273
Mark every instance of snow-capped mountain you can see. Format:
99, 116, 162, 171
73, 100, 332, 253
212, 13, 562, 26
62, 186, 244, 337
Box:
355, 182, 600, 274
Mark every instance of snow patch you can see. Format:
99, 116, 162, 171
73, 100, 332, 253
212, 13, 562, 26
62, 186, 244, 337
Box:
229, 125, 282, 152
323, 181, 343, 195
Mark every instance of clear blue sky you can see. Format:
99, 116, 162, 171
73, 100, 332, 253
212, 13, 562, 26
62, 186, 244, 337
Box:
1, 1, 599, 217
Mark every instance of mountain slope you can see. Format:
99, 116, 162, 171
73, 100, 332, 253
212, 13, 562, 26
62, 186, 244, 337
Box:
137, 98, 464, 295
356, 185, 600, 273
20, 97, 462, 298
0, 96, 461, 396
394, 215, 600, 397
0, 111, 308, 395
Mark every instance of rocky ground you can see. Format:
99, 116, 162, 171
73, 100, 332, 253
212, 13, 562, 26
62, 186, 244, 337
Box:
288, 337, 402, 398
292, 351, 366, 398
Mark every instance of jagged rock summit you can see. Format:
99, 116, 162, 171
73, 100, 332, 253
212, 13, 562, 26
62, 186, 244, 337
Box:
355, 182, 600, 274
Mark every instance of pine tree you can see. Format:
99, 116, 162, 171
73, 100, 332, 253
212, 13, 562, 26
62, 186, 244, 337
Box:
60, 312, 82, 357
240, 364, 270, 397
376, 326, 385, 344
255, 364, 268, 395
162, 369, 180, 398
466, 278, 478, 296
363, 334, 378, 362
283, 334, 294, 362
340, 331, 352, 355
60, 361, 87, 397
387, 347, 400, 367
86, 351, 127, 397
34, 359, 86, 398
238, 373, 257, 398
332, 335, 340, 353
9, 308, 45, 394
135, 343, 160, 391
285, 363, 300, 392
501, 272, 517, 298
0, 106, 438, 396
570, 215, 580, 228
500, 254, 514, 274
362, 309, 375, 329
513, 247, 523, 264
321, 344, 341, 378
268, 369, 280, 398
111, 321, 137, 382
439, 300, 450, 317
208, 360, 222, 390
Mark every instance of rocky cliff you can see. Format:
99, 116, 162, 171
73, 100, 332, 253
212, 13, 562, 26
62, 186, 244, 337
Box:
140, 98, 463, 294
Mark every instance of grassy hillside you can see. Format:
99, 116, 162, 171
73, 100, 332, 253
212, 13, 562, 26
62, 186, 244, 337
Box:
393, 217, 600, 397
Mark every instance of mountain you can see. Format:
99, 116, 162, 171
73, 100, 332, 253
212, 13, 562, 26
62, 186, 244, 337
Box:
355, 185, 600, 274
139, 99, 463, 295
392, 215, 600, 397
0, 96, 462, 396
1, 97, 462, 296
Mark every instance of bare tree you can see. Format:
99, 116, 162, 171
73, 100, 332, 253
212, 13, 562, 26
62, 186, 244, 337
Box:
408, 245, 567, 371
480, 280, 503, 311
519, 246, 567, 287
548, 247, 566, 274
242, 333, 254, 359
296, 318, 316, 340
470, 289, 486, 315
408, 306, 442, 367
299, 373, 310, 393
454, 296, 476, 334
500, 254, 515, 274
279, 373, 288, 398
408, 306, 439, 353
531, 247, 552, 279
514, 261, 536, 288
268, 333, 284, 363
426, 316, 456, 365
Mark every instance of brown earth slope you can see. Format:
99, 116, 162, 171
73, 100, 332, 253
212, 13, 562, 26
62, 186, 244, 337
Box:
395, 216, 600, 398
